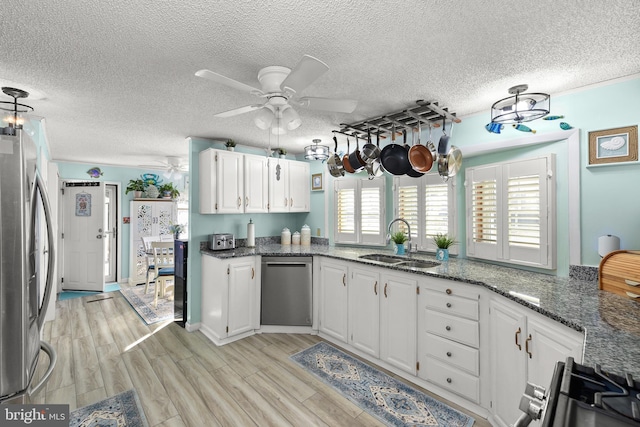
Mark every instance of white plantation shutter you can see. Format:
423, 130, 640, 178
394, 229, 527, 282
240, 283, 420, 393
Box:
394, 174, 456, 252
334, 176, 385, 245
466, 155, 555, 269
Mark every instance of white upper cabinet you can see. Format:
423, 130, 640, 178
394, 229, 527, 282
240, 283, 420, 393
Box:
200, 148, 308, 214
268, 157, 310, 212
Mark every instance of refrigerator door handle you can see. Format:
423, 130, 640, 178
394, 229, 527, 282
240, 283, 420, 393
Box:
31, 171, 56, 330
27, 341, 57, 397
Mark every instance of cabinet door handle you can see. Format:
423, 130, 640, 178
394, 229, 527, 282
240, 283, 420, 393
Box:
445, 325, 451, 331
245, 196, 249, 207
251, 267, 255, 279
237, 197, 241, 207
446, 288, 452, 295
446, 377, 452, 383
342, 273, 346, 286
374, 281, 378, 295
290, 197, 293, 207
384, 283, 388, 298
515, 327, 522, 350
446, 351, 452, 357
446, 302, 452, 308
525, 334, 533, 358
284, 198, 288, 207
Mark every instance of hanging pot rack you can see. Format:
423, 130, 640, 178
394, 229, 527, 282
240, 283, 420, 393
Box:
334, 100, 461, 138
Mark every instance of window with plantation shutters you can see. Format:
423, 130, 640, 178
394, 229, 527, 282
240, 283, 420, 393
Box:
334, 176, 385, 245
466, 155, 555, 269
394, 174, 456, 252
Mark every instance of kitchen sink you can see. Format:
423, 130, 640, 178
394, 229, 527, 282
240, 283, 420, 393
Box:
359, 254, 404, 264
397, 260, 441, 269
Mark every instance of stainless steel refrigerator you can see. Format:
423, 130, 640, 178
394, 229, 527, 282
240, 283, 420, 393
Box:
0, 132, 56, 402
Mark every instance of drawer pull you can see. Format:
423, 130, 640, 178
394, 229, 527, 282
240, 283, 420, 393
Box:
374, 281, 378, 295
515, 327, 522, 350
525, 334, 533, 358
446, 302, 452, 308
384, 283, 388, 298
446, 351, 452, 357
625, 279, 640, 287
342, 274, 346, 286
446, 377, 452, 383
446, 288, 452, 295
251, 268, 255, 279
445, 325, 451, 331
626, 291, 640, 299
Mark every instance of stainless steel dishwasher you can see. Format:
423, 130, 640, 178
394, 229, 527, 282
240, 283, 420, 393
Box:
261, 257, 312, 326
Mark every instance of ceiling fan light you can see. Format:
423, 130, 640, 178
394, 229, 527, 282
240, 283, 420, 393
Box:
281, 105, 301, 130
254, 107, 274, 130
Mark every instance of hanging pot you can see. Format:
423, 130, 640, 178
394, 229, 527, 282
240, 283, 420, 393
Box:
360, 127, 381, 164
342, 137, 356, 173
408, 120, 434, 173
437, 145, 463, 181
327, 134, 345, 177
348, 134, 366, 172
437, 117, 450, 156
403, 129, 424, 178
380, 124, 411, 176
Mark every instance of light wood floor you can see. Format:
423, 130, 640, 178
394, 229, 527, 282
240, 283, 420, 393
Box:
30, 287, 491, 427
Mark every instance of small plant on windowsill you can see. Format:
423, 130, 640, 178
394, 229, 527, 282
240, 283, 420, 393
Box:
391, 231, 408, 255
433, 233, 457, 261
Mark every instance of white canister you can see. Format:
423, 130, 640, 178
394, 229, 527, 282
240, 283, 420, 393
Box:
247, 218, 255, 248
281, 228, 291, 245
301, 224, 311, 246
292, 231, 301, 245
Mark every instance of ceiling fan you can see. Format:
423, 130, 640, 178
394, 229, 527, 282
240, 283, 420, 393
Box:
140, 156, 188, 180
195, 55, 357, 134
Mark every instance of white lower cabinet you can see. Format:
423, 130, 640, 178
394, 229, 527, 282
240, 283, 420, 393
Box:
418, 279, 482, 403
348, 266, 380, 358
318, 258, 349, 342
489, 297, 584, 427
200, 255, 258, 345
379, 272, 418, 374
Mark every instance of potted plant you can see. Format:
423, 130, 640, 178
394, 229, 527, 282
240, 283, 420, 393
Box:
278, 148, 287, 158
433, 233, 457, 261
158, 182, 180, 199
125, 178, 145, 198
391, 231, 408, 255
169, 223, 185, 239
225, 139, 236, 151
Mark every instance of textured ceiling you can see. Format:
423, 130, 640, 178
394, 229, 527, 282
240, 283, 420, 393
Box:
1, 0, 639, 167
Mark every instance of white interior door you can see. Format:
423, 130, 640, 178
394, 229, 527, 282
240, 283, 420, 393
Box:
62, 182, 105, 291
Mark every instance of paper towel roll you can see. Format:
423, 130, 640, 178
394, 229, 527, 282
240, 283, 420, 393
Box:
247, 219, 255, 248
598, 235, 620, 257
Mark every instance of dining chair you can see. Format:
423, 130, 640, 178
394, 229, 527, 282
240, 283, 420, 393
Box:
150, 241, 175, 308
142, 236, 160, 294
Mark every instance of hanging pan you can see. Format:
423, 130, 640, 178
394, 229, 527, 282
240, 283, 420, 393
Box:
342, 137, 356, 173
348, 134, 366, 172
360, 127, 381, 164
403, 128, 424, 178
327, 134, 345, 177
436, 121, 462, 181
380, 124, 411, 176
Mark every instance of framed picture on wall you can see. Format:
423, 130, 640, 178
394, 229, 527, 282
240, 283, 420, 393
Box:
588, 125, 638, 165
311, 173, 323, 191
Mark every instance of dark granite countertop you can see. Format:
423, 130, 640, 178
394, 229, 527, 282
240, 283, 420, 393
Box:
201, 244, 640, 377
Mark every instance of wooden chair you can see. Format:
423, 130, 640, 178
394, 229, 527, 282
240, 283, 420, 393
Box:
143, 235, 174, 293
150, 241, 175, 308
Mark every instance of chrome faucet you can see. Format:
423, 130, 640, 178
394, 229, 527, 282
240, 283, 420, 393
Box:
387, 218, 417, 252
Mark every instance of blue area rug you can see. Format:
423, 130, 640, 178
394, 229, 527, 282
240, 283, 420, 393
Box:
59, 283, 121, 301
291, 342, 475, 427
119, 283, 173, 325
69, 389, 148, 427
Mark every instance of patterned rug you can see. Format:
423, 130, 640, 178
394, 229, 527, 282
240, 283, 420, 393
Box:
120, 283, 174, 325
291, 342, 475, 427
69, 389, 148, 427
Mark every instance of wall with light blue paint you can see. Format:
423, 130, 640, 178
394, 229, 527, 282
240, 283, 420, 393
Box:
56, 161, 186, 280
186, 137, 315, 325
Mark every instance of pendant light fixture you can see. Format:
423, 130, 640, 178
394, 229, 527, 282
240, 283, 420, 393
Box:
0, 87, 33, 136
304, 139, 330, 161
491, 84, 550, 123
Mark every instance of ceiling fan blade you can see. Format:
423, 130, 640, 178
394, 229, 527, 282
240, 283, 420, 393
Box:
214, 104, 265, 118
298, 97, 357, 113
280, 55, 329, 94
195, 69, 264, 95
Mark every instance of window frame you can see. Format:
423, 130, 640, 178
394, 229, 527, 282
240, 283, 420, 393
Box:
393, 173, 457, 254
334, 176, 386, 245
465, 154, 556, 269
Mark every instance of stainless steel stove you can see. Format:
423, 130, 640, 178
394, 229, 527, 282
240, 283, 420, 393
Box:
515, 357, 640, 427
